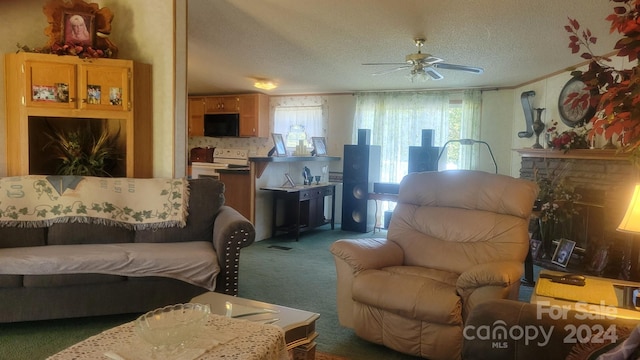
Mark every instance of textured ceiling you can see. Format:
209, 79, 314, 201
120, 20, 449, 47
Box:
187, 0, 621, 95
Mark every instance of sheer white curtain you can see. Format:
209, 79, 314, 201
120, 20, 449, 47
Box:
353, 90, 482, 183
271, 96, 327, 148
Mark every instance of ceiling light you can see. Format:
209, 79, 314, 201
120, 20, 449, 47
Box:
408, 67, 429, 83
254, 80, 278, 90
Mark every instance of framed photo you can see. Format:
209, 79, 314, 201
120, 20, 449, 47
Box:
283, 173, 296, 187
530, 239, 542, 260
312, 137, 327, 156
272, 133, 287, 156
552, 238, 576, 267
62, 12, 95, 47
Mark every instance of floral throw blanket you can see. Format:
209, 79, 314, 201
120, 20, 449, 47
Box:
0, 175, 189, 230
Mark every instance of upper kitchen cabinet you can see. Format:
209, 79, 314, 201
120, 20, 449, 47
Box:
238, 93, 269, 137
188, 97, 205, 136
4, 52, 152, 178
205, 96, 239, 113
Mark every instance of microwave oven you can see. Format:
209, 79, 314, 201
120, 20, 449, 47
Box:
204, 113, 240, 137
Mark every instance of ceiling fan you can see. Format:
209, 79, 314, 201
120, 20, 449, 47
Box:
363, 38, 484, 81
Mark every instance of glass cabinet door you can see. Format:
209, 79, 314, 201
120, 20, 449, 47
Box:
78, 64, 130, 112
25, 60, 77, 109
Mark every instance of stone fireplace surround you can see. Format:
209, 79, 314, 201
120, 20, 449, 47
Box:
517, 149, 639, 279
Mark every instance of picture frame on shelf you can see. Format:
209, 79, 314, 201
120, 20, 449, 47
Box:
530, 239, 542, 260
282, 173, 296, 188
272, 133, 287, 157
551, 238, 576, 267
312, 137, 327, 156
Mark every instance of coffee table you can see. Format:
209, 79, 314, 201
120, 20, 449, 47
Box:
191, 292, 320, 360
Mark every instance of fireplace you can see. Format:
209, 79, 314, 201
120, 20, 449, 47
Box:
517, 149, 637, 279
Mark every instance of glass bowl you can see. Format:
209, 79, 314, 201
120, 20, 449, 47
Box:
134, 303, 211, 351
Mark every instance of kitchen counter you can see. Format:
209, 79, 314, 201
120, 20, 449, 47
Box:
249, 156, 340, 178
217, 167, 249, 173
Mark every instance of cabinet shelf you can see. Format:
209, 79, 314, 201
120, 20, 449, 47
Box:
5, 52, 152, 177
249, 156, 341, 178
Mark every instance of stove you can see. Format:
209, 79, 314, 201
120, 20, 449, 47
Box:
191, 148, 249, 179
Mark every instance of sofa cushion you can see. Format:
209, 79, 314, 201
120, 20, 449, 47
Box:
353, 266, 462, 325
0, 275, 22, 288
135, 178, 225, 243
48, 223, 135, 245
23, 274, 125, 288
0, 227, 46, 248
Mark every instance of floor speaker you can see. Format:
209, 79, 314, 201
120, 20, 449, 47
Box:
408, 146, 441, 173
342, 145, 381, 232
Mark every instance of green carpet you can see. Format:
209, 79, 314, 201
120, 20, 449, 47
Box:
0, 227, 534, 360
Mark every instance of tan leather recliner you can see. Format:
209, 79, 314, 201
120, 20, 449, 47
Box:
330, 170, 539, 360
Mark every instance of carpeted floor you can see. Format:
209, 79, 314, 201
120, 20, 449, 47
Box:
0, 227, 537, 360
316, 351, 350, 360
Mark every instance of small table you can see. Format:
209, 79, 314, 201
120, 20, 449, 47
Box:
47, 310, 290, 360
368, 192, 398, 232
191, 292, 320, 360
262, 184, 336, 241
531, 269, 640, 320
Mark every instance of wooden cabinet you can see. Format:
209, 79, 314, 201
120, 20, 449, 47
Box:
219, 170, 251, 220
188, 93, 269, 138
264, 184, 336, 241
23, 57, 131, 112
4, 52, 152, 177
205, 96, 239, 113
188, 97, 205, 136
238, 93, 269, 137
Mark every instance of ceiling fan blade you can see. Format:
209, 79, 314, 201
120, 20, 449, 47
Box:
424, 67, 444, 80
433, 63, 484, 74
422, 56, 444, 64
372, 65, 411, 76
362, 62, 409, 66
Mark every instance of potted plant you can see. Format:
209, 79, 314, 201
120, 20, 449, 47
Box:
43, 121, 121, 176
565, 0, 640, 163
534, 167, 582, 259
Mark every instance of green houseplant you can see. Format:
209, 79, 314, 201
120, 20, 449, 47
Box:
565, 0, 640, 163
43, 122, 121, 177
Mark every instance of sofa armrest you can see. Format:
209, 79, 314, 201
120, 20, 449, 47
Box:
330, 238, 403, 328
463, 299, 639, 360
330, 238, 403, 273
211, 205, 255, 295
456, 261, 523, 294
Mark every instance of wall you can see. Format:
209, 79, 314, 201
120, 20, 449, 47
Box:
509, 58, 627, 177
481, 89, 515, 175
0, 0, 180, 178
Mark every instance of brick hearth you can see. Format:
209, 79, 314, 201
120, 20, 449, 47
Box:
517, 149, 638, 278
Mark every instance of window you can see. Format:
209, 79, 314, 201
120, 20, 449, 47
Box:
272, 96, 327, 149
353, 90, 482, 184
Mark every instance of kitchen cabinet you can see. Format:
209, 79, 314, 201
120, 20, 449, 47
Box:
188, 97, 205, 136
218, 170, 251, 220
238, 93, 269, 137
205, 96, 239, 113
4, 52, 152, 177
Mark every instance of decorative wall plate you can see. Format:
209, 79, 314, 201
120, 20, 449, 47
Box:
558, 77, 596, 127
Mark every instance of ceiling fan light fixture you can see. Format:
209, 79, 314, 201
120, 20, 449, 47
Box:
253, 80, 278, 90
408, 67, 430, 83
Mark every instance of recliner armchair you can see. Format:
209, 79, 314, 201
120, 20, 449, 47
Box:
330, 170, 539, 360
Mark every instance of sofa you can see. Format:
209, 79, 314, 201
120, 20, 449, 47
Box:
463, 299, 640, 359
330, 170, 539, 360
0, 176, 255, 323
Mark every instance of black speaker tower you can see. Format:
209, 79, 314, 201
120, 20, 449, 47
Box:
341, 141, 381, 233
408, 129, 441, 173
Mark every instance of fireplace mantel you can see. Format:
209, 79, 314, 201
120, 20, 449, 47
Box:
515, 148, 630, 161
